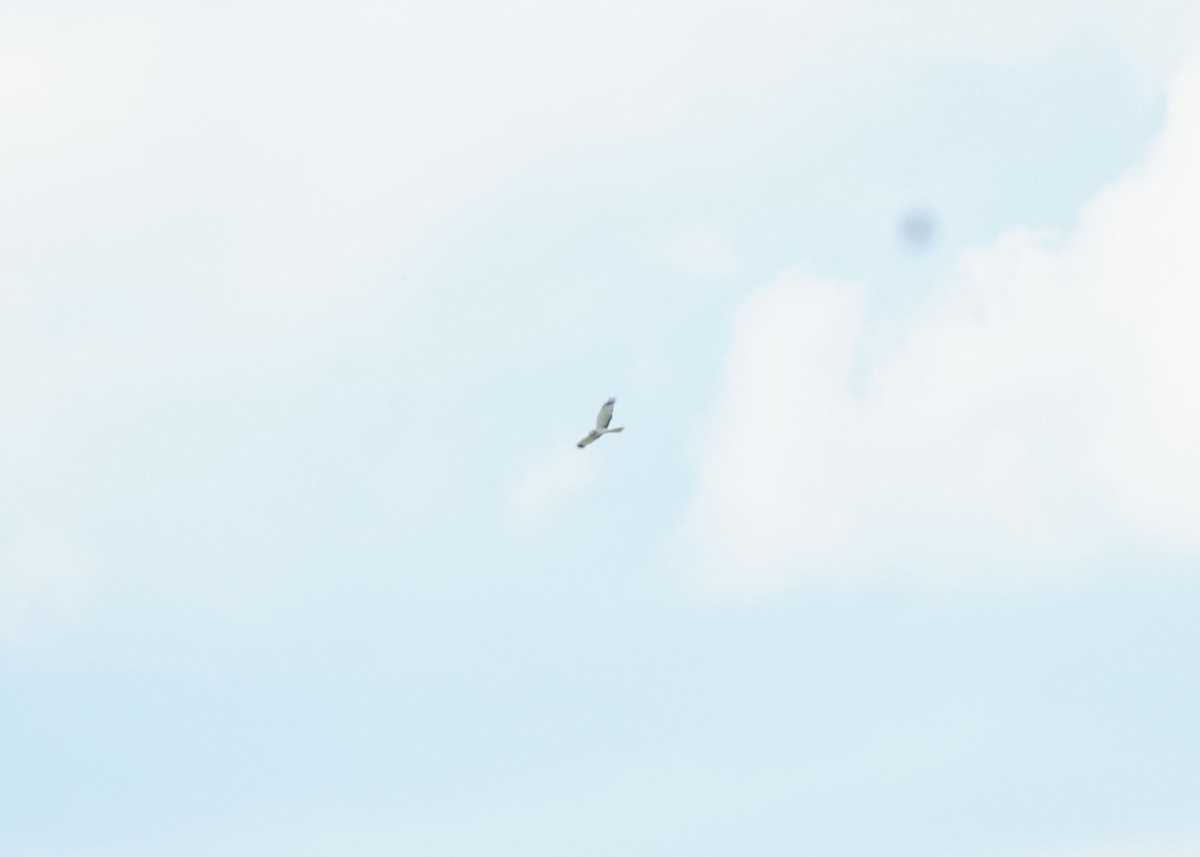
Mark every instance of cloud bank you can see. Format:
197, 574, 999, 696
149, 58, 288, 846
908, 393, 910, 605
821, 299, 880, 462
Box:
2, 0, 1198, 624
688, 54, 1200, 592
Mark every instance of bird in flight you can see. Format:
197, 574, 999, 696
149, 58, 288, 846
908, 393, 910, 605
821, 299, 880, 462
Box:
577, 397, 624, 448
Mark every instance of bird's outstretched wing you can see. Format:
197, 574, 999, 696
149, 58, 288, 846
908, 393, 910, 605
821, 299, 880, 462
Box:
595, 398, 616, 430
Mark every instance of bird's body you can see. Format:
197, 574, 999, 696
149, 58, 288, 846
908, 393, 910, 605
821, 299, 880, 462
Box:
577, 397, 624, 448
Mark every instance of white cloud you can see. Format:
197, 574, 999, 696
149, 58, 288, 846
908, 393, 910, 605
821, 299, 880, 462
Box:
687, 52, 1200, 593
1, 0, 1198, 626
1, 0, 1195, 409
668, 227, 742, 279
510, 446, 597, 530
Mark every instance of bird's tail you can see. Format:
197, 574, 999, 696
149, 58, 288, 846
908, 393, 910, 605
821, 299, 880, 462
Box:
606, 426, 625, 433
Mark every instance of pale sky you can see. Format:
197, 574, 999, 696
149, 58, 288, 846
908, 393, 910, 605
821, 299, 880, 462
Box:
3, 1, 1200, 855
